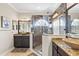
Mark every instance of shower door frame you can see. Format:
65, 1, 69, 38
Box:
30, 32, 42, 56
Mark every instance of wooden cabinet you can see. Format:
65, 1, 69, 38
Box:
52, 42, 69, 56
14, 35, 29, 48
52, 42, 58, 56
58, 47, 68, 56
53, 48, 58, 56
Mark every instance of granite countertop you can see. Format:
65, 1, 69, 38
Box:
52, 38, 79, 56
14, 34, 30, 36
42, 34, 66, 38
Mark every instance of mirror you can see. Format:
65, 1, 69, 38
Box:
53, 13, 66, 35
68, 4, 79, 37
52, 3, 67, 35
19, 21, 31, 33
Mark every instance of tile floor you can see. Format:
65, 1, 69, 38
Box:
5, 48, 37, 56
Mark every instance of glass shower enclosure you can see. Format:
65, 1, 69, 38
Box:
31, 15, 52, 55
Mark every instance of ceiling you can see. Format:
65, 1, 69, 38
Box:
69, 4, 79, 13
8, 3, 61, 14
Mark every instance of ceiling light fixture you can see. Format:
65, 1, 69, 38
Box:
52, 12, 59, 18
20, 18, 31, 21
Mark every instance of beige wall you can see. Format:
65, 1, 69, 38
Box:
0, 3, 18, 55
18, 13, 50, 20
18, 13, 32, 20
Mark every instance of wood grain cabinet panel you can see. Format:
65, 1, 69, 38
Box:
52, 42, 69, 56
58, 47, 69, 56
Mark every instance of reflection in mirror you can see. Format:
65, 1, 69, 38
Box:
19, 21, 31, 33
52, 3, 67, 35
53, 14, 66, 35
71, 19, 79, 34
68, 4, 79, 37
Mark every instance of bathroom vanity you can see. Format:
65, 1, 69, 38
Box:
52, 38, 79, 56
14, 34, 30, 48
42, 35, 65, 56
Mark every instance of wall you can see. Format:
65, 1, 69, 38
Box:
18, 13, 32, 20
42, 34, 53, 56
0, 3, 18, 55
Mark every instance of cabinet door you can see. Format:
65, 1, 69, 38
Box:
14, 36, 22, 48
58, 47, 69, 56
57, 53, 62, 56
22, 36, 29, 48
53, 48, 58, 56
52, 42, 58, 56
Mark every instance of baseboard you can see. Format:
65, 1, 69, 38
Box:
30, 48, 42, 56
0, 47, 14, 56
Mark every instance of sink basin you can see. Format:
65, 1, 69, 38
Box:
63, 38, 79, 50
